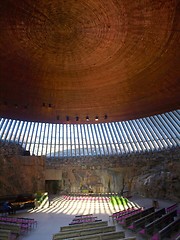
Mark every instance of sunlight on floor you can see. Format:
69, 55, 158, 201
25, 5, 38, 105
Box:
29, 195, 141, 217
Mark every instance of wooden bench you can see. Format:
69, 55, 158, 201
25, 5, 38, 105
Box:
139, 209, 177, 238
0, 222, 21, 237
109, 209, 135, 221
16, 217, 38, 229
115, 209, 142, 222
153, 218, 180, 240
73, 216, 97, 220
69, 219, 102, 225
53, 226, 116, 239
119, 207, 155, 227
0, 216, 37, 231
60, 220, 108, 232
70, 216, 98, 224
75, 214, 93, 218
175, 235, 180, 240
118, 238, 136, 240
166, 203, 178, 213
0, 229, 11, 240
128, 208, 166, 231
59, 230, 125, 239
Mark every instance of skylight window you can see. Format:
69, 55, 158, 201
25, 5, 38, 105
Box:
0, 110, 179, 158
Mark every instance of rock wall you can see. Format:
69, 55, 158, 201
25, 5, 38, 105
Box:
132, 157, 180, 201
0, 141, 45, 196
0, 140, 25, 156
0, 139, 179, 202
47, 147, 180, 202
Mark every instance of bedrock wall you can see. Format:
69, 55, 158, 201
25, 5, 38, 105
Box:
0, 140, 179, 202
47, 148, 180, 202
0, 141, 45, 195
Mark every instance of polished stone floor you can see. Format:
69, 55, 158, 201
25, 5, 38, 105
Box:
14, 195, 177, 240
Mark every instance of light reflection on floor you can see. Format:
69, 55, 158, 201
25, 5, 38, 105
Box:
22, 195, 177, 240
29, 195, 140, 216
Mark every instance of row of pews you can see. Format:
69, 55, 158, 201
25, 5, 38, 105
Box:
63, 195, 110, 202
128, 208, 166, 230
110, 207, 143, 223
52, 214, 136, 240
0, 216, 37, 240
112, 203, 179, 240
69, 214, 100, 225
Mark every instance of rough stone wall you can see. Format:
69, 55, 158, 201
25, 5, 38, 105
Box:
0, 140, 25, 156
0, 141, 45, 196
47, 147, 180, 202
0, 140, 179, 202
132, 156, 180, 201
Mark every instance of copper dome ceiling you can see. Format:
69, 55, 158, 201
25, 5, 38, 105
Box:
0, 0, 180, 124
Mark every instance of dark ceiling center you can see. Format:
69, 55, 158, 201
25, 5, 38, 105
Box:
0, 0, 179, 124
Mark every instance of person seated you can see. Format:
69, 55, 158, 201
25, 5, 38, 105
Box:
8, 202, 16, 214
2, 201, 15, 215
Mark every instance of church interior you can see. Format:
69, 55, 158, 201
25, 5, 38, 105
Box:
0, 0, 179, 239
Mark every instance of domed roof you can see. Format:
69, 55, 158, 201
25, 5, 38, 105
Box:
0, 0, 179, 123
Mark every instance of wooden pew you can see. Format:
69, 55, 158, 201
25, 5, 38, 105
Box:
114, 209, 142, 222
60, 220, 108, 232
0, 216, 37, 231
0, 222, 21, 238
75, 214, 93, 218
155, 218, 180, 240
70, 216, 98, 224
119, 238, 136, 240
58, 230, 125, 239
53, 225, 116, 239
73, 215, 96, 221
69, 219, 102, 225
166, 203, 178, 213
128, 208, 166, 231
16, 217, 38, 229
120, 207, 155, 227
175, 235, 180, 240
0, 229, 11, 240
139, 209, 177, 238
109, 209, 135, 221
